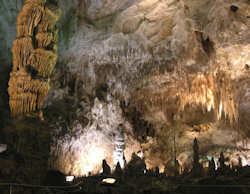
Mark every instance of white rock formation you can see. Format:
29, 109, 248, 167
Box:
49, 98, 140, 177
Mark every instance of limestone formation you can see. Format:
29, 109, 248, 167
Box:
8, 0, 61, 119
208, 157, 216, 176
49, 99, 141, 177
114, 124, 126, 169
219, 152, 226, 169
178, 71, 239, 124
193, 138, 200, 169
2, 0, 248, 178
102, 159, 111, 176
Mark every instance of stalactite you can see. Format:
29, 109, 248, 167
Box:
178, 71, 239, 124
132, 69, 239, 126
8, 0, 61, 119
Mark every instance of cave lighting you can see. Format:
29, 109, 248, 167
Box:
66, 176, 74, 182
0, 144, 7, 153
102, 178, 116, 184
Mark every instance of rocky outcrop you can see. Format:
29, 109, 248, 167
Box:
8, 0, 60, 119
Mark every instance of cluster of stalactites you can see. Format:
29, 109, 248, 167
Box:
8, 0, 60, 119
178, 71, 239, 124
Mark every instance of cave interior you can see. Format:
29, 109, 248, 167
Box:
0, 0, 249, 194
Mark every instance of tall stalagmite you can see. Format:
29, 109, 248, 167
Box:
8, 0, 61, 119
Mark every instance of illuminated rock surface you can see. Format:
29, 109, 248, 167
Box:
48, 0, 249, 175
49, 98, 140, 177
0, 0, 249, 187
8, 0, 60, 118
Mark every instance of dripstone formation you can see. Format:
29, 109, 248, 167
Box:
8, 0, 60, 119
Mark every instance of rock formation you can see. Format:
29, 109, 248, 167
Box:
8, 0, 61, 119
0, 0, 249, 178
178, 71, 239, 125
36, 0, 250, 176
114, 124, 126, 169
102, 159, 111, 176
49, 98, 141, 177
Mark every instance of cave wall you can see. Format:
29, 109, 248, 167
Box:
47, 0, 250, 174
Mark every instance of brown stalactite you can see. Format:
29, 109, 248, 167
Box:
8, 0, 61, 119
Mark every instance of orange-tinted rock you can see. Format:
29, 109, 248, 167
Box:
8, 0, 60, 119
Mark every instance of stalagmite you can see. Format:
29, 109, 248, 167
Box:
114, 124, 126, 169
8, 0, 61, 119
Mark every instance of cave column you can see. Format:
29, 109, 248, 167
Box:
8, 0, 61, 119
113, 124, 126, 169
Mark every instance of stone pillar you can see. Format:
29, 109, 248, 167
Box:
113, 124, 125, 169
8, 0, 61, 119
102, 159, 111, 176
209, 157, 216, 176
193, 137, 200, 169
219, 152, 225, 169
192, 137, 202, 177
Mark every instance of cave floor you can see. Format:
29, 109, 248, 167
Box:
0, 168, 250, 194
64, 170, 250, 194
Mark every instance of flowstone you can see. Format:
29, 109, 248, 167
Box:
8, 0, 61, 119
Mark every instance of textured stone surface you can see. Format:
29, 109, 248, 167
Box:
49, 98, 141, 176
0, 0, 249, 177
8, 0, 61, 118
49, 0, 250, 174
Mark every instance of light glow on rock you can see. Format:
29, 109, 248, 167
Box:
79, 146, 107, 176
50, 99, 141, 177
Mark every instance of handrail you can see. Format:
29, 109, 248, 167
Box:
177, 184, 250, 188
0, 182, 81, 189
